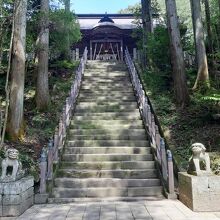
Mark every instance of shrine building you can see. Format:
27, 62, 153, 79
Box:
73, 13, 139, 60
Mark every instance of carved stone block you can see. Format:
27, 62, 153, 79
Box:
0, 176, 34, 217
179, 172, 220, 211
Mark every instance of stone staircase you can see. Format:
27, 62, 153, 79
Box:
50, 61, 162, 202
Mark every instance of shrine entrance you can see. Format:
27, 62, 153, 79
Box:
74, 14, 138, 60
90, 39, 123, 61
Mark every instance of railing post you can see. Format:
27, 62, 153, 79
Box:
151, 117, 156, 146
76, 48, 79, 60
155, 126, 161, 165
133, 48, 137, 60
40, 148, 47, 194
47, 139, 53, 180
54, 129, 59, 162
167, 150, 175, 195
160, 138, 168, 181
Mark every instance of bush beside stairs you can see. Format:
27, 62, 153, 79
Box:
49, 60, 163, 203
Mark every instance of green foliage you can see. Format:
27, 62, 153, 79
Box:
211, 152, 220, 175
202, 93, 220, 102
50, 60, 79, 69
118, 3, 141, 14
146, 25, 171, 70
118, 0, 160, 14
49, 9, 81, 58
19, 153, 39, 181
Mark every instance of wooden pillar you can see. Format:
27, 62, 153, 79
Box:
76, 48, 79, 60
133, 48, 137, 60
71, 50, 75, 61
120, 40, 123, 61
90, 41, 92, 60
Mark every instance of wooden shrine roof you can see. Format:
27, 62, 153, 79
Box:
76, 14, 138, 30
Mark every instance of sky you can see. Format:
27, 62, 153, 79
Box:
71, 0, 140, 14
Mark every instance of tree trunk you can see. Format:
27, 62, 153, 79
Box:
218, 0, 220, 48
64, 0, 70, 60
36, 0, 50, 111
7, 0, 27, 140
141, 0, 152, 68
165, 0, 190, 106
190, 0, 209, 90
203, 0, 213, 55
0, 0, 4, 65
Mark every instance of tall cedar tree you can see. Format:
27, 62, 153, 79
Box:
7, 0, 27, 140
36, 0, 50, 111
190, 0, 209, 89
64, 0, 71, 60
203, 0, 213, 56
141, 0, 152, 68
165, 0, 190, 106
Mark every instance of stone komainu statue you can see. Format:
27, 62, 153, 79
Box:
187, 143, 212, 176
0, 148, 23, 182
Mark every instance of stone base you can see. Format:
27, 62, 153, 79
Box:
0, 176, 34, 217
165, 192, 177, 200
179, 172, 220, 212
34, 193, 48, 204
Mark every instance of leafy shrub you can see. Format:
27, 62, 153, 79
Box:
50, 60, 79, 70
146, 25, 171, 70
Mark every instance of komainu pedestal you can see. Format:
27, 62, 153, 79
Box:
179, 172, 220, 211
0, 176, 34, 217
0, 149, 34, 217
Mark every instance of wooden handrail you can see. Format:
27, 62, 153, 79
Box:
124, 48, 176, 198
39, 47, 88, 192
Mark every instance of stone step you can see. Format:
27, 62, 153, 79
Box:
62, 154, 153, 162
74, 111, 140, 117
86, 62, 126, 67
69, 123, 143, 129
85, 63, 127, 68
71, 119, 142, 126
64, 147, 151, 154
85, 66, 128, 74
52, 186, 162, 198
54, 178, 160, 188
67, 140, 148, 148
82, 79, 131, 84
82, 81, 132, 85
48, 196, 164, 203
78, 94, 136, 100
68, 133, 146, 140
76, 102, 137, 107
60, 161, 155, 170
68, 128, 146, 136
73, 114, 141, 120
81, 87, 134, 92
84, 68, 129, 77
78, 96, 136, 102
81, 85, 132, 90
83, 76, 130, 81
85, 66, 127, 70
56, 169, 157, 179
80, 90, 135, 96
75, 105, 138, 113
